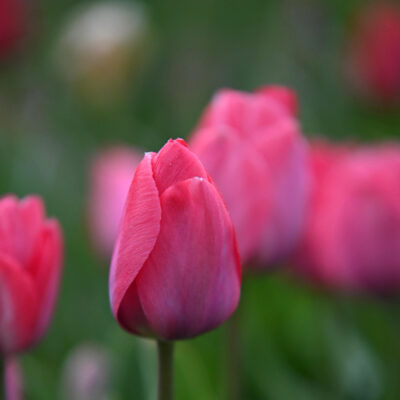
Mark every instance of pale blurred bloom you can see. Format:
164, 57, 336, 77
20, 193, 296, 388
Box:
56, 1, 150, 106
61, 344, 111, 400
88, 147, 141, 259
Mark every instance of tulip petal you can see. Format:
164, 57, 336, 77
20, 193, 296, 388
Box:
253, 120, 310, 263
137, 178, 241, 340
20, 196, 45, 268
31, 220, 63, 342
0, 196, 45, 270
0, 196, 20, 263
0, 254, 38, 354
152, 139, 210, 194
198, 90, 287, 138
117, 280, 154, 336
110, 153, 162, 323
256, 85, 299, 116
191, 126, 271, 262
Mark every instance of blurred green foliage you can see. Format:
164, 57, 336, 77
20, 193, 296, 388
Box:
1, 0, 400, 399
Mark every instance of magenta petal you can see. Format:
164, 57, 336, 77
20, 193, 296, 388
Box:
0, 254, 38, 354
0, 196, 20, 263
117, 281, 154, 336
198, 90, 287, 138
256, 85, 299, 116
109, 153, 162, 326
20, 196, 45, 268
152, 139, 210, 194
136, 178, 241, 340
191, 126, 271, 262
32, 220, 63, 342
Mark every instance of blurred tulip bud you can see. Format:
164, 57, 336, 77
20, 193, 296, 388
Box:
346, 2, 400, 106
0, 195, 63, 354
190, 86, 309, 269
0, 0, 26, 60
110, 139, 241, 340
256, 85, 299, 116
61, 344, 111, 400
88, 147, 141, 259
5, 357, 23, 400
296, 141, 400, 295
55, 1, 150, 107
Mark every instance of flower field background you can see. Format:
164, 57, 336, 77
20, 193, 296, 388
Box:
1, 0, 400, 399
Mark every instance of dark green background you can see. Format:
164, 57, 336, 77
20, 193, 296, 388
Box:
1, 0, 400, 399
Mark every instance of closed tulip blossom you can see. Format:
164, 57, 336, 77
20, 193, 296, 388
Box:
88, 147, 141, 258
109, 139, 240, 399
296, 142, 400, 295
347, 2, 400, 105
0, 195, 63, 395
190, 86, 309, 269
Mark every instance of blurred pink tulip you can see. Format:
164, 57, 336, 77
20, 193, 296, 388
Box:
190, 86, 309, 269
347, 2, 400, 105
296, 141, 400, 295
0, 195, 63, 354
5, 357, 23, 400
256, 85, 299, 116
109, 139, 241, 340
88, 147, 141, 258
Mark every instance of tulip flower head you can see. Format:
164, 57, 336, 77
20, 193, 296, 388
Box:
296, 142, 400, 295
0, 195, 63, 354
109, 139, 241, 340
190, 86, 309, 269
347, 2, 400, 105
88, 147, 141, 258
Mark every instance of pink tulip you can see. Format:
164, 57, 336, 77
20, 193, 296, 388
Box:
88, 147, 141, 258
0, 0, 26, 59
256, 85, 299, 116
0, 195, 63, 354
296, 141, 400, 295
190, 86, 309, 268
347, 2, 400, 105
109, 139, 241, 340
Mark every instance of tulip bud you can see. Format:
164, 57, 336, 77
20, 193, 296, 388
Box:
296, 141, 400, 295
0, 0, 26, 60
55, 1, 150, 107
0, 195, 63, 354
88, 147, 141, 259
190, 87, 309, 269
256, 85, 299, 116
109, 139, 241, 340
61, 344, 111, 400
346, 2, 400, 106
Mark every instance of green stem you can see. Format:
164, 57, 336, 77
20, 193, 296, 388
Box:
225, 309, 241, 400
157, 341, 174, 400
1, 357, 4, 400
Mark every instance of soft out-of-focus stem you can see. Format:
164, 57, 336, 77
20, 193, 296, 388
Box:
226, 308, 241, 400
157, 341, 174, 400
1, 357, 4, 400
